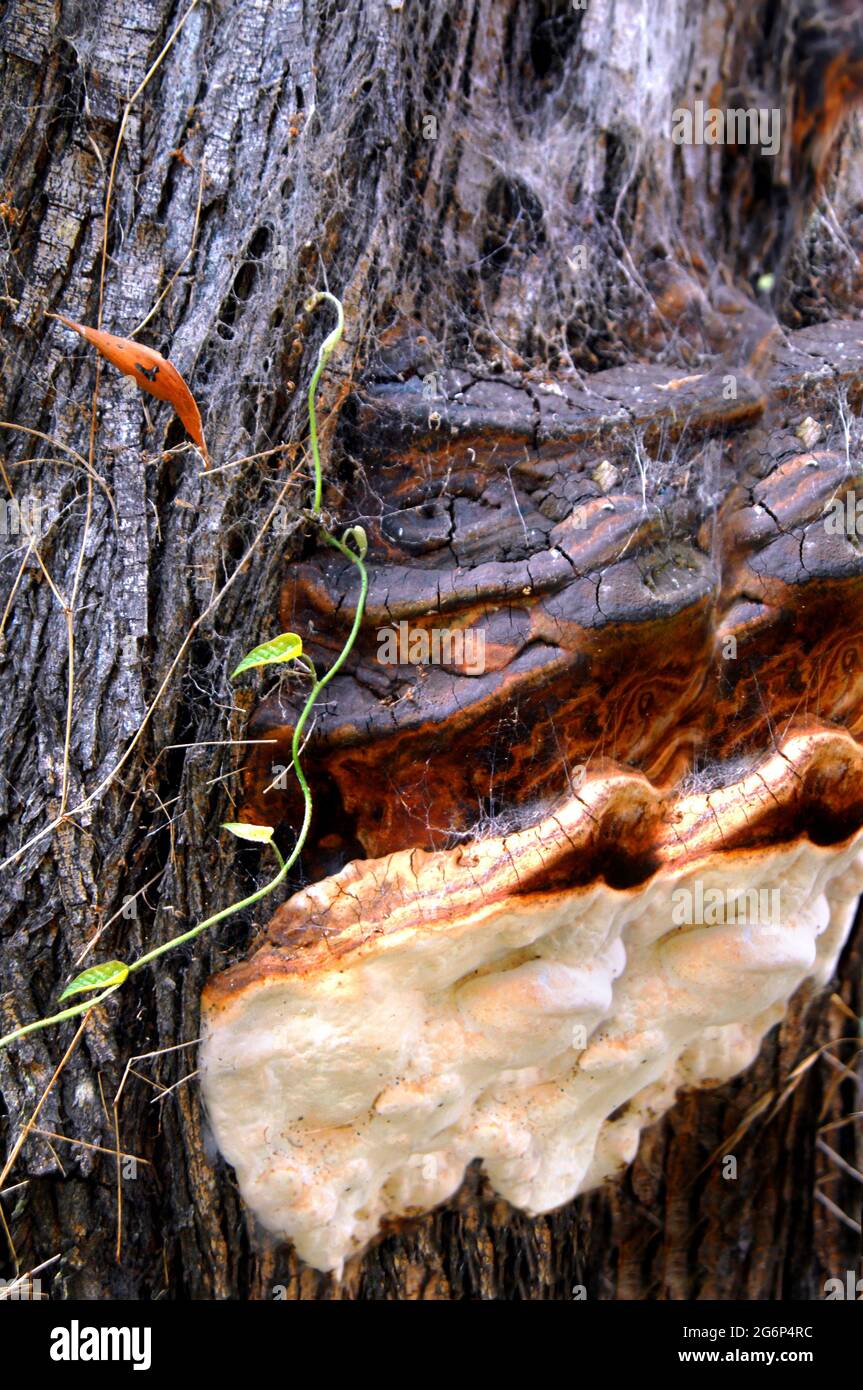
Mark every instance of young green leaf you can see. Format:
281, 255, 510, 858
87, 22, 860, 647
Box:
231, 632, 303, 679
222, 822, 275, 844
58, 960, 129, 1002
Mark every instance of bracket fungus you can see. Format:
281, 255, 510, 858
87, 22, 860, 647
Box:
201, 729, 863, 1273
201, 315, 863, 1273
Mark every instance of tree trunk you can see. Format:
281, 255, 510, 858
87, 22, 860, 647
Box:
1, 0, 861, 1300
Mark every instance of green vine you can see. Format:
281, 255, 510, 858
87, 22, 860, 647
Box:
0, 291, 366, 1054
305, 290, 344, 515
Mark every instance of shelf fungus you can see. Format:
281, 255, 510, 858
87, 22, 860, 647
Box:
201, 729, 863, 1272
201, 317, 863, 1272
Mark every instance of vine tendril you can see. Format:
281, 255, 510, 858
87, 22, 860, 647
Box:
0, 293, 364, 1054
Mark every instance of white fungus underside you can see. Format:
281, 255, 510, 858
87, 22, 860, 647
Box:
199, 835, 863, 1273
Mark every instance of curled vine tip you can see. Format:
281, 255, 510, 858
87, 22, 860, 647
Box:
304, 290, 345, 355
305, 291, 346, 516
343, 524, 368, 559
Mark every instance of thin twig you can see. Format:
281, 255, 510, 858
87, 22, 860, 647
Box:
32, 1127, 151, 1166
0, 1252, 61, 1299
0, 1016, 91, 1191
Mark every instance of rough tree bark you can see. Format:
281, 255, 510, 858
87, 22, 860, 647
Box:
0, 0, 861, 1300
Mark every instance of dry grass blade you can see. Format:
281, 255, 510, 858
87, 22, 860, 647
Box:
0, 423, 117, 519
31, 1127, 151, 1166
819, 1109, 863, 1135
0, 1199, 16, 1270
0, 1252, 61, 1299
112, 1040, 199, 1260
816, 1137, 863, 1185
0, 1015, 92, 1195
814, 1189, 862, 1235
692, 1087, 777, 1184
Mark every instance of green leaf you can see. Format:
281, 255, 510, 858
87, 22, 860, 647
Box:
222, 822, 275, 844
59, 960, 129, 1002
231, 632, 303, 679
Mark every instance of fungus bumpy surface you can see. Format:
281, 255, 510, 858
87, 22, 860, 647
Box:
200, 318, 863, 1272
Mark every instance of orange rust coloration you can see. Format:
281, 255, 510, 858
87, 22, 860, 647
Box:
237, 319, 863, 867
51, 313, 209, 465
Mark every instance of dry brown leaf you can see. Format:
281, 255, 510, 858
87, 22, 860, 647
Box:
51, 313, 209, 466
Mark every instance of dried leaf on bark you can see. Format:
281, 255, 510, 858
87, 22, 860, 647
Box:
52, 313, 209, 465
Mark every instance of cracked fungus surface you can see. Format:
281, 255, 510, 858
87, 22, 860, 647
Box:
200, 324, 863, 1272
200, 729, 863, 1272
